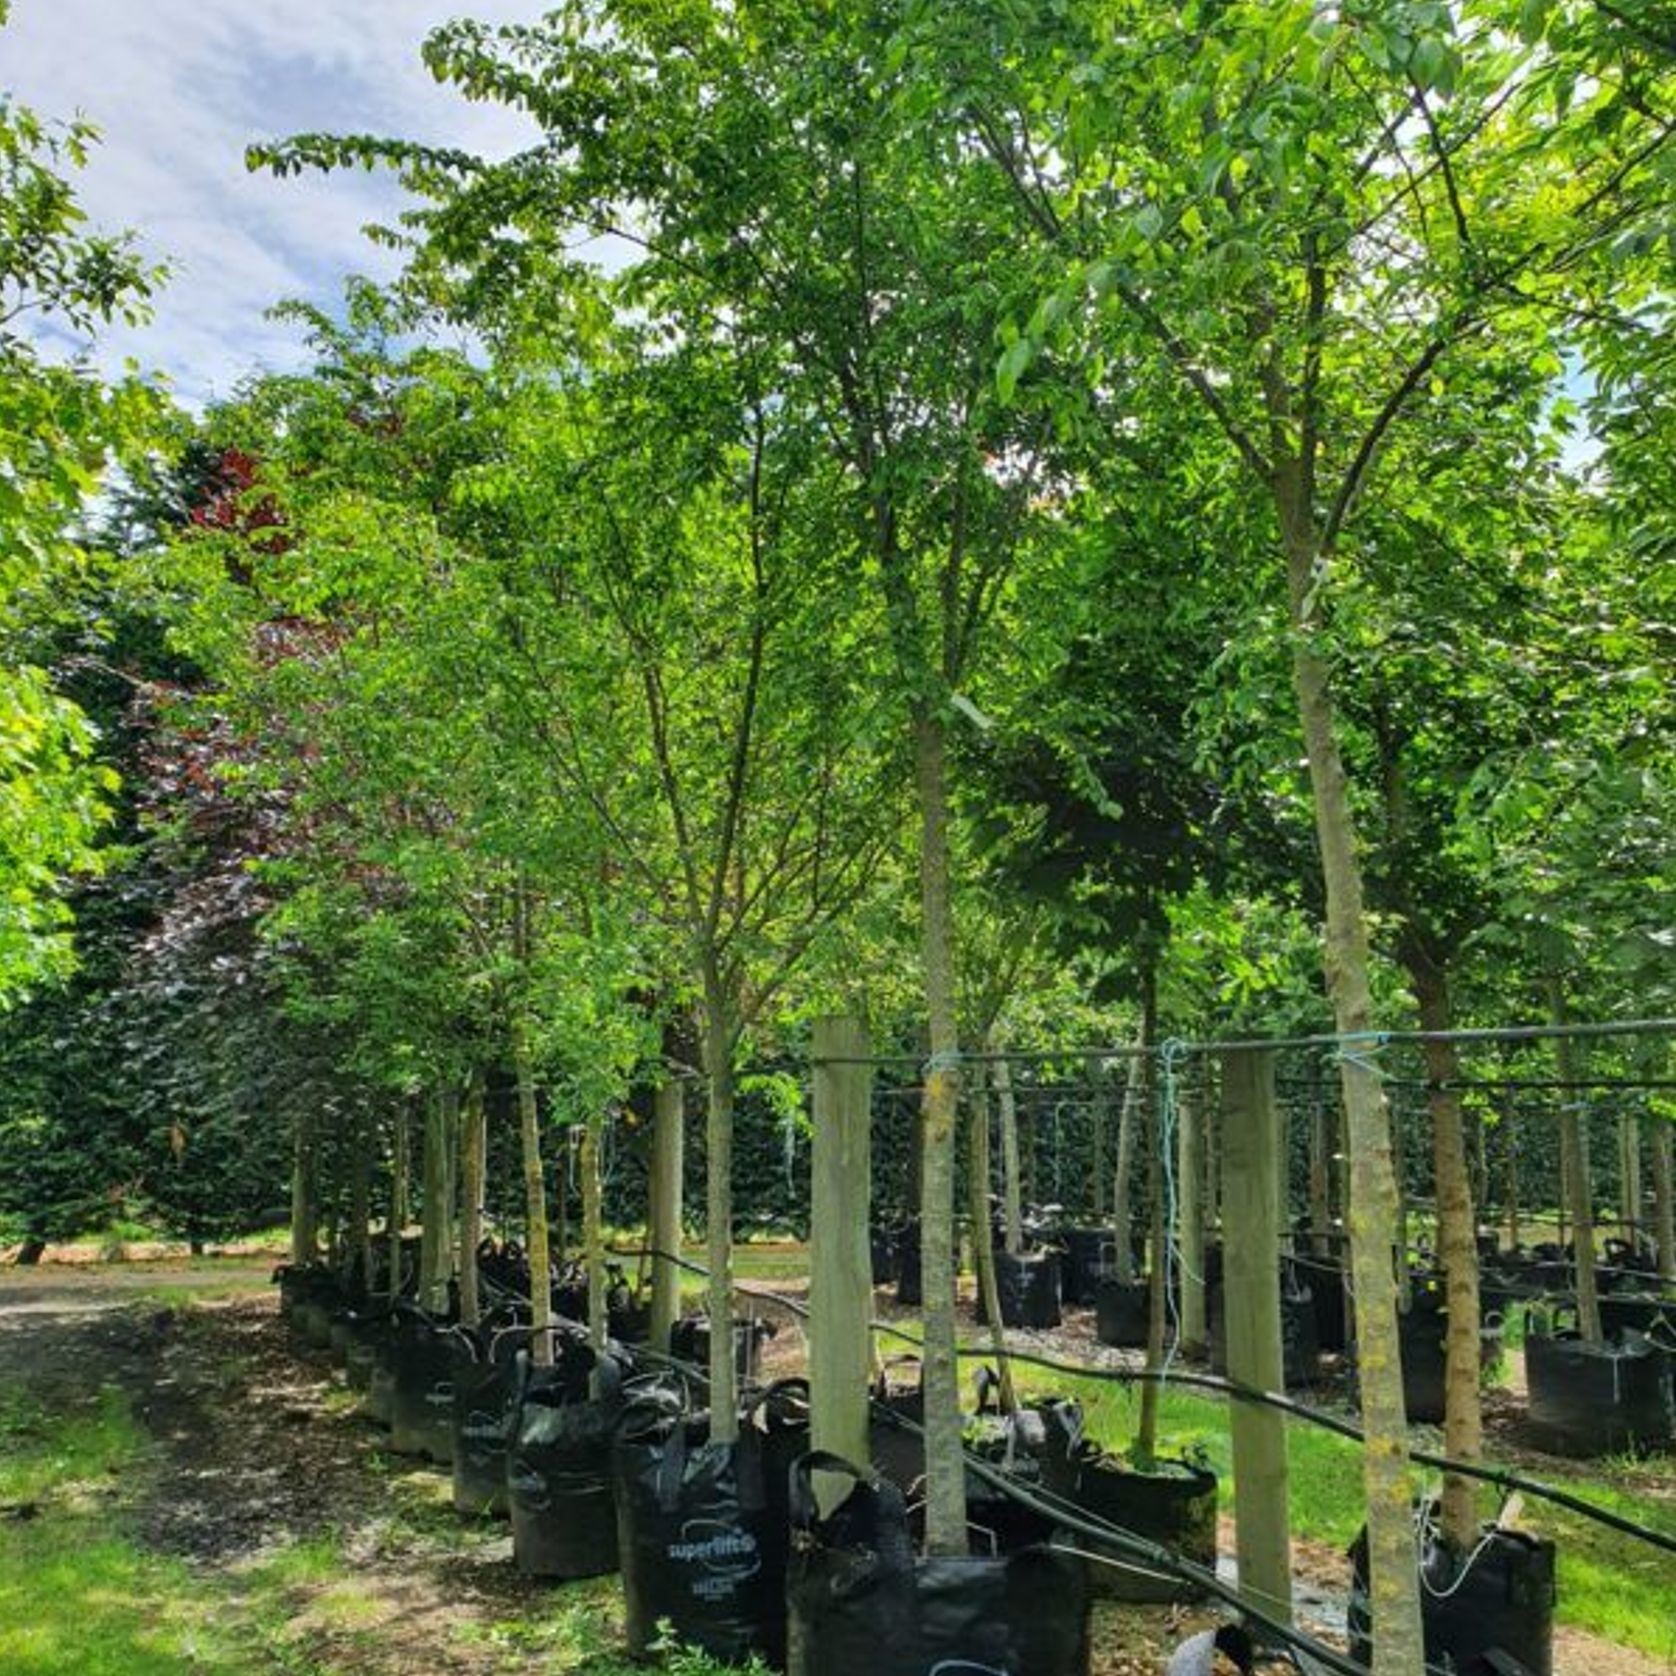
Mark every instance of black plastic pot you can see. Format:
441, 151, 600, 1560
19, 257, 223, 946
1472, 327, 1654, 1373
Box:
388, 1310, 459, 1463
870, 1227, 897, 1286
508, 1334, 632, 1579
1349, 1516, 1556, 1675
1037, 1403, 1215, 1604
988, 1251, 1062, 1329
1525, 1320, 1673, 1457
785, 1452, 1090, 1676
1095, 1276, 1150, 1348
1058, 1227, 1112, 1307
1398, 1289, 1448, 1425
613, 1379, 809, 1665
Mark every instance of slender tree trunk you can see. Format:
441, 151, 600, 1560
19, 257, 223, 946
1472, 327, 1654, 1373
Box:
513, 1019, 554, 1367
1179, 1080, 1207, 1357
993, 1049, 1024, 1255
912, 710, 966, 1555
649, 1077, 685, 1354
420, 1088, 456, 1315
1548, 980, 1602, 1344
1621, 1113, 1641, 1243
349, 1106, 372, 1296
457, 1071, 486, 1330
1112, 1052, 1143, 1285
1091, 1055, 1109, 1221
1309, 1062, 1333, 1258
701, 969, 740, 1443
580, 1112, 606, 1358
1403, 942, 1483, 1554
1651, 1116, 1674, 1285
388, 1100, 410, 1305
1504, 1102, 1521, 1252
1137, 965, 1166, 1462
290, 1107, 318, 1268
969, 1066, 1016, 1410
1279, 487, 1419, 1675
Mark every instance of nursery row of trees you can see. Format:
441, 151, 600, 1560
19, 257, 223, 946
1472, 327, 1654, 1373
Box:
2, 3, 1672, 1669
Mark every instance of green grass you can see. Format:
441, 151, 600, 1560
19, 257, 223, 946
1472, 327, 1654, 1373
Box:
0, 1376, 762, 1676
0, 1385, 253, 1676
1005, 1355, 1676, 1661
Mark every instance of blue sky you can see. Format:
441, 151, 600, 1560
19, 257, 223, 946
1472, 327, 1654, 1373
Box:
6, 0, 540, 406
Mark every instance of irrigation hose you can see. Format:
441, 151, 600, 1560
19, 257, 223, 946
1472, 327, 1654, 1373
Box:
608, 1243, 1676, 1559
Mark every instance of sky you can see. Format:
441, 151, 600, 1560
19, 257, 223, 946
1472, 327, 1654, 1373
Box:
5, 0, 542, 407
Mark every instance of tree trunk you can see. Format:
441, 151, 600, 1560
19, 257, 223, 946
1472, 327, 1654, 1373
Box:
649, 1077, 685, 1354
457, 1071, 487, 1330
1503, 1100, 1521, 1252
1620, 1113, 1641, 1243
388, 1100, 410, 1305
580, 1112, 606, 1358
969, 1065, 1016, 1411
1111, 1052, 1143, 1285
1179, 1079, 1207, 1357
1137, 965, 1166, 1462
513, 1020, 555, 1366
420, 1087, 456, 1315
1091, 1054, 1109, 1220
994, 1049, 1024, 1255
1309, 1063, 1333, 1258
1651, 1116, 1674, 1285
13, 1237, 46, 1266
912, 709, 966, 1555
349, 1105, 372, 1297
1548, 980, 1601, 1344
1280, 487, 1420, 1675
701, 970, 740, 1443
290, 1107, 318, 1268
1403, 942, 1483, 1554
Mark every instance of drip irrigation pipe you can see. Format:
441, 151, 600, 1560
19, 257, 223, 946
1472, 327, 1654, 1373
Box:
609, 1244, 1676, 1559
878, 1401, 1446, 1676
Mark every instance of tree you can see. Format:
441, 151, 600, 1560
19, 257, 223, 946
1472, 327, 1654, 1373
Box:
0, 41, 166, 1003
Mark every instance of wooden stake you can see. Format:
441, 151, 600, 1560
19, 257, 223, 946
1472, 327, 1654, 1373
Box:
649, 1077, 685, 1354
810, 1015, 874, 1477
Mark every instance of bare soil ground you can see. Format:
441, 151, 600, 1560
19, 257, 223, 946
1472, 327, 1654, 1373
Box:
0, 1264, 1664, 1674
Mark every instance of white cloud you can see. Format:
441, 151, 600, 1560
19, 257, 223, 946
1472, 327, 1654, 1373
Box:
5, 0, 541, 406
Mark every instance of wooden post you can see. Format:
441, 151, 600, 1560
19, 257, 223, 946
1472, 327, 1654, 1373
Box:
810, 1015, 874, 1478
649, 1077, 685, 1354
1179, 1080, 1206, 1356
1220, 1046, 1292, 1626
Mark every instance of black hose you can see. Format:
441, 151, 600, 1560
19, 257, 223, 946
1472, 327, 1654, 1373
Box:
608, 1243, 1676, 1559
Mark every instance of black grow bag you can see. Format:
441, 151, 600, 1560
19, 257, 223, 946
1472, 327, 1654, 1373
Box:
894, 1221, 922, 1307
868, 1362, 1060, 1555
388, 1308, 459, 1463
1058, 1227, 1113, 1307
988, 1250, 1062, 1329
870, 1226, 898, 1285
786, 1451, 1089, 1676
508, 1334, 632, 1578
1037, 1403, 1216, 1603
1349, 1515, 1556, 1675
450, 1320, 529, 1518
668, 1314, 776, 1384
1525, 1319, 1673, 1458
1208, 1275, 1320, 1388
612, 1378, 809, 1665
1095, 1276, 1151, 1348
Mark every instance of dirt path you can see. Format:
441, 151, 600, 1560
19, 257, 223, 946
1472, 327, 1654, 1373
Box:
0, 1273, 1665, 1674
